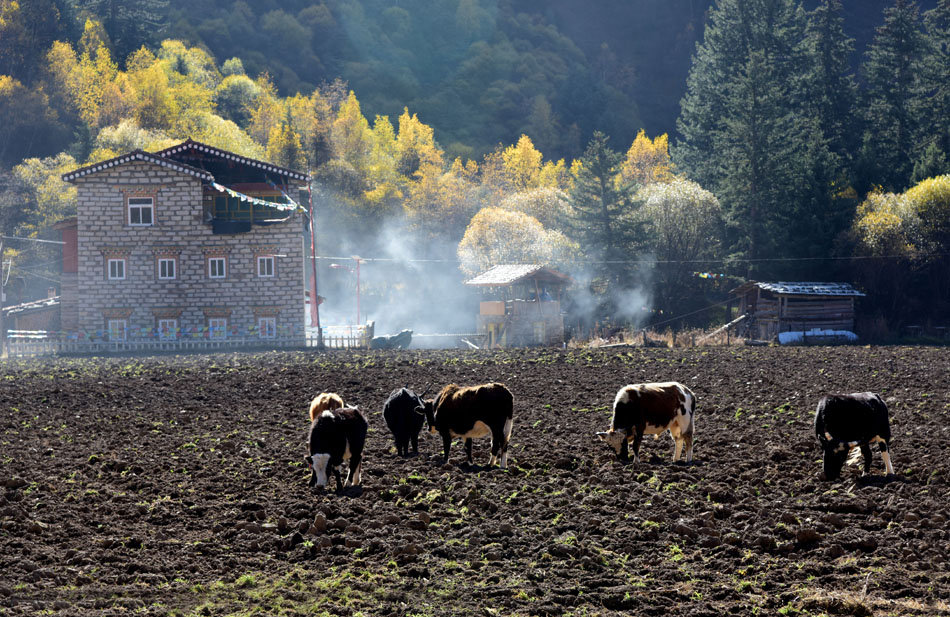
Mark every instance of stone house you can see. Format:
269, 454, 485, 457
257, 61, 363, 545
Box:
60, 140, 308, 345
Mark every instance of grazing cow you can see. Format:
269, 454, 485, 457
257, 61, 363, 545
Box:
815, 392, 894, 480
308, 392, 344, 423
417, 383, 514, 468
596, 382, 696, 464
305, 406, 367, 492
383, 386, 428, 456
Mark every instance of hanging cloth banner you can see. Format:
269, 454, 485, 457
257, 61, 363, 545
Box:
208, 182, 303, 212
265, 176, 301, 210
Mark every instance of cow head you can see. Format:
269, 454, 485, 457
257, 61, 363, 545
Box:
308, 453, 331, 488
818, 432, 857, 480
596, 429, 627, 457
415, 400, 436, 433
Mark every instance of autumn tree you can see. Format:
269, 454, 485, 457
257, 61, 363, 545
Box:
502, 135, 543, 191
457, 207, 578, 277
637, 179, 722, 315
621, 130, 673, 187
499, 187, 570, 231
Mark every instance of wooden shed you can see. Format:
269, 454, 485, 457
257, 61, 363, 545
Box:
465, 265, 572, 348
730, 281, 865, 340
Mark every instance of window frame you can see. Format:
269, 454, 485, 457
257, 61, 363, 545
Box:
108, 319, 127, 341
257, 255, 275, 278
128, 196, 154, 227
258, 316, 277, 339
208, 256, 227, 279
208, 317, 228, 339
157, 257, 177, 280
107, 258, 126, 280
157, 318, 178, 341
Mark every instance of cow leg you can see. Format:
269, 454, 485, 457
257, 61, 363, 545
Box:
499, 416, 512, 469
410, 432, 419, 455
860, 443, 873, 475
880, 441, 895, 475
672, 433, 683, 463
630, 429, 644, 464
683, 433, 694, 463
442, 433, 452, 464
309, 469, 318, 488
465, 438, 474, 465
346, 455, 362, 487
332, 466, 344, 493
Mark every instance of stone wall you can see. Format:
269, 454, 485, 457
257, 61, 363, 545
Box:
72, 161, 304, 343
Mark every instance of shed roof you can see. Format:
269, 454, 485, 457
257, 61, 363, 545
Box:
731, 281, 865, 297
465, 264, 572, 287
2, 295, 59, 317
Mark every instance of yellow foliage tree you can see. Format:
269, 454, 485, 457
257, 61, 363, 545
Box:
904, 175, 950, 250
622, 129, 674, 187
332, 91, 374, 176
266, 122, 305, 170
502, 134, 543, 191
457, 207, 579, 276
499, 187, 570, 230
396, 108, 444, 178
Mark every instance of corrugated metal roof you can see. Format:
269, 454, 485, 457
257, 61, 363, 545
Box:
754, 282, 865, 297
465, 264, 571, 286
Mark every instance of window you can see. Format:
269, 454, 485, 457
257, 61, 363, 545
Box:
108, 319, 127, 341
128, 196, 154, 226
258, 316, 276, 339
209, 317, 228, 339
208, 257, 226, 279
257, 255, 275, 277
158, 257, 176, 280
157, 318, 178, 341
107, 258, 126, 280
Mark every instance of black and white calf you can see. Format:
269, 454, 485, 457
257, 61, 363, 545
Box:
383, 386, 427, 456
597, 382, 696, 464
417, 383, 514, 468
305, 406, 368, 491
815, 392, 895, 480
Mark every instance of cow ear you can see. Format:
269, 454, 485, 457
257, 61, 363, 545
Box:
304, 456, 313, 469
414, 405, 425, 416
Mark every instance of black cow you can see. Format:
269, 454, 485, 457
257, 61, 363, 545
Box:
417, 383, 514, 468
305, 406, 368, 491
597, 381, 696, 464
814, 392, 895, 480
383, 387, 427, 456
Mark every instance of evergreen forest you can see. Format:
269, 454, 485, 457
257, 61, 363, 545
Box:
2, 0, 950, 336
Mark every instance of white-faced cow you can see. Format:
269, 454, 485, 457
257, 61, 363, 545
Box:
815, 392, 894, 480
597, 382, 696, 464
383, 386, 428, 456
417, 383, 514, 468
305, 406, 367, 492
308, 392, 344, 423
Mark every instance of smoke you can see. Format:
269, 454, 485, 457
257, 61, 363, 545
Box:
561, 258, 655, 339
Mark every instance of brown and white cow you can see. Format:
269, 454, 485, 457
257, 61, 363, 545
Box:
596, 382, 696, 464
308, 392, 344, 423
416, 383, 514, 468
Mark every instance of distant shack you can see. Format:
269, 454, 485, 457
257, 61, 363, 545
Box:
465, 265, 571, 348
731, 281, 865, 341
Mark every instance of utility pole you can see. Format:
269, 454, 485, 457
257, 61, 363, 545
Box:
0, 241, 5, 358
307, 176, 323, 348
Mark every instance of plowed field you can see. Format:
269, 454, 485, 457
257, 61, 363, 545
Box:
1, 345, 948, 616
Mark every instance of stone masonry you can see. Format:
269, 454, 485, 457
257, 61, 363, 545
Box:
72, 160, 304, 342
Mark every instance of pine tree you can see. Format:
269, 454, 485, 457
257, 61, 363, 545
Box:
566, 132, 642, 289
804, 0, 859, 166
675, 0, 821, 275
861, 0, 929, 191
923, 0, 950, 164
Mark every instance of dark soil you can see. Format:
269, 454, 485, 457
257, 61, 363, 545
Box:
1, 345, 949, 616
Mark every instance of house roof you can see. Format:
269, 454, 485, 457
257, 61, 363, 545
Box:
157, 140, 310, 181
731, 281, 865, 297
465, 264, 572, 287
62, 150, 214, 183
62, 140, 310, 183
2, 295, 60, 317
